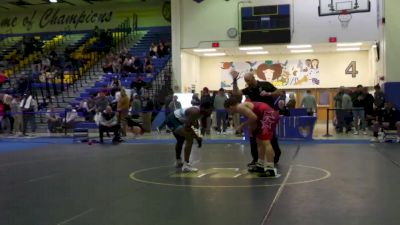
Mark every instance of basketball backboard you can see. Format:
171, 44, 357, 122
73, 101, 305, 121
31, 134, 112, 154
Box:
319, 0, 371, 16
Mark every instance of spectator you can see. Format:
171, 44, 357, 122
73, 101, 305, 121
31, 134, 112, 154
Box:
0, 100, 4, 133
200, 87, 212, 135
143, 57, 154, 73
334, 87, 345, 133
352, 91, 367, 135
95, 91, 110, 113
130, 93, 142, 119
213, 88, 228, 134
141, 95, 154, 132
168, 95, 182, 112
191, 93, 201, 106
363, 87, 375, 126
41, 56, 51, 73
62, 105, 78, 129
130, 76, 146, 96
11, 95, 22, 135
85, 95, 96, 121
99, 106, 121, 144
20, 94, 37, 136
46, 104, 61, 133
286, 93, 296, 109
374, 84, 385, 109
300, 90, 317, 116
149, 43, 157, 58
117, 89, 130, 137
132, 56, 143, 73
371, 102, 400, 143
341, 88, 353, 133
278, 99, 290, 116
0, 71, 11, 89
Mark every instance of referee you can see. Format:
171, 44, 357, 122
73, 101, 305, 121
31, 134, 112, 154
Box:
232, 71, 283, 170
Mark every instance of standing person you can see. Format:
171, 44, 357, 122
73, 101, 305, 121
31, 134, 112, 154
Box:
117, 89, 130, 137
300, 90, 317, 116
334, 87, 345, 133
191, 93, 201, 106
342, 88, 353, 133
224, 98, 280, 177
213, 88, 228, 134
374, 84, 385, 109
20, 94, 37, 136
363, 87, 375, 127
166, 102, 213, 172
141, 95, 154, 132
232, 72, 283, 168
11, 95, 22, 136
200, 87, 213, 136
286, 93, 296, 109
352, 91, 367, 135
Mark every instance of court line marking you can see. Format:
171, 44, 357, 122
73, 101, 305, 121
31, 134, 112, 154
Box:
233, 173, 242, 178
129, 164, 331, 188
56, 208, 94, 225
24, 173, 59, 184
261, 165, 293, 225
197, 173, 207, 178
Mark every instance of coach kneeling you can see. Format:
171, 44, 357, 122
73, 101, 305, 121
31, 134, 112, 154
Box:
99, 106, 121, 144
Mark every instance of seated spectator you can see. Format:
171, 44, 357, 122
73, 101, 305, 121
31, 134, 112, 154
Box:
122, 56, 134, 73
132, 56, 143, 73
41, 56, 51, 73
62, 105, 78, 129
130, 76, 146, 96
278, 100, 290, 116
112, 56, 121, 74
102, 60, 113, 73
143, 57, 154, 73
46, 105, 61, 133
371, 102, 400, 143
149, 43, 157, 58
99, 106, 121, 144
157, 41, 165, 58
0, 71, 11, 89
76, 100, 88, 115
85, 96, 96, 121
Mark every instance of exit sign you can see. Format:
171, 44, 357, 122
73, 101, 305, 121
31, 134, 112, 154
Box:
212, 42, 220, 48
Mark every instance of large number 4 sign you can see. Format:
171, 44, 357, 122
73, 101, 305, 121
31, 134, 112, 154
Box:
345, 61, 358, 78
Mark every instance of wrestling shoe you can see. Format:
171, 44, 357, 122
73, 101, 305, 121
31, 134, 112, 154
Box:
175, 159, 183, 168
259, 167, 278, 178
182, 162, 198, 172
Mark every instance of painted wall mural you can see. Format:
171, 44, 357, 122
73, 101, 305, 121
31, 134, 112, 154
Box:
221, 59, 320, 89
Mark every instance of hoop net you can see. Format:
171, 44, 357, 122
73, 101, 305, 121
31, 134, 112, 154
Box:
338, 10, 352, 28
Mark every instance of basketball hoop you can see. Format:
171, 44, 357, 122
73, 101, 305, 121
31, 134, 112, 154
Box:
338, 10, 352, 28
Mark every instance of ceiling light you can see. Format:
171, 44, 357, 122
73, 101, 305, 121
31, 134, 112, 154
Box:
287, 45, 312, 49
290, 49, 314, 53
239, 46, 263, 51
246, 51, 269, 55
49, 0, 58, 3
337, 42, 362, 47
336, 47, 361, 51
193, 49, 217, 52
204, 53, 226, 56
372, 45, 377, 48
